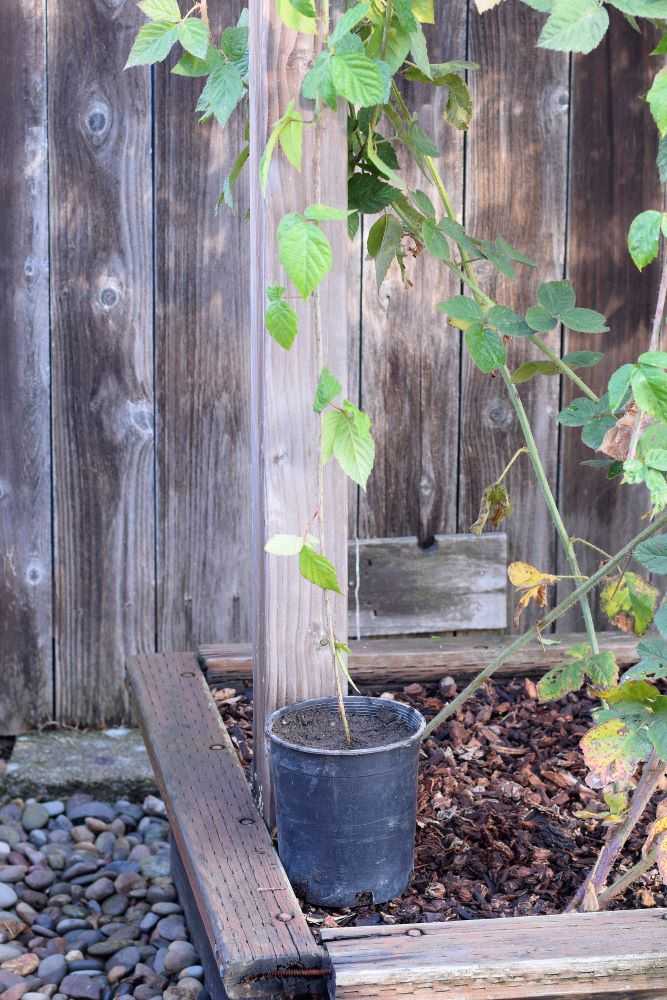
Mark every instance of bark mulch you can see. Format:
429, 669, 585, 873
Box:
214, 675, 667, 928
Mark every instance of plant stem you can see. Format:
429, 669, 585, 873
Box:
496, 447, 527, 484
569, 751, 666, 911
597, 848, 658, 908
528, 336, 598, 403
500, 366, 599, 655
570, 537, 615, 564
422, 508, 667, 738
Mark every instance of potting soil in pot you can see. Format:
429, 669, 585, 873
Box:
271, 701, 416, 750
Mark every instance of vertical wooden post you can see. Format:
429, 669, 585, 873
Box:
249, 7, 348, 821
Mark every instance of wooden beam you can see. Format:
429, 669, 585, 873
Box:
198, 632, 640, 687
348, 534, 506, 636
248, 8, 348, 819
322, 909, 667, 998
127, 652, 329, 999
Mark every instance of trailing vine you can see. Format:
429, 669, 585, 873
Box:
127, 0, 667, 905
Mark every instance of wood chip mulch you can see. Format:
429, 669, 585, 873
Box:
213, 675, 667, 927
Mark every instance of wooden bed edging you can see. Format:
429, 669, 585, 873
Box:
198, 633, 639, 688
127, 653, 330, 999
321, 909, 667, 998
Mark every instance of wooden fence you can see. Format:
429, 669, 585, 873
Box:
1, 0, 658, 731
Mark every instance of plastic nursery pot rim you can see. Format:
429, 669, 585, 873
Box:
267, 695, 426, 757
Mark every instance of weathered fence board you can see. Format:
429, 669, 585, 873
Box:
48, 0, 154, 726
461, 4, 570, 628
0, 0, 52, 733
154, 6, 250, 654
558, 14, 661, 631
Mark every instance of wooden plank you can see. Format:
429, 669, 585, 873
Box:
558, 15, 660, 630
127, 652, 329, 999
198, 631, 639, 687
49, 0, 154, 725
461, 4, 570, 629
322, 909, 667, 999
154, 4, 249, 653
0, 0, 52, 733
349, 534, 507, 636
171, 844, 228, 1000
248, 6, 348, 819
358, 3, 467, 545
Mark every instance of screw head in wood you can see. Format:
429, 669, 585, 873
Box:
406, 928, 423, 936
276, 912, 294, 922
209, 743, 225, 750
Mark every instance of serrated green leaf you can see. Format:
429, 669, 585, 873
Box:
537, 660, 585, 701
330, 2, 370, 46
196, 61, 245, 126
299, 544, 342, 592
487, 305, 532, 337
560, 307, 609, 333
608, 364, 635, 412
465, 324, 506, 374
632, 367, 667, 422
288, 0, 316, 17
367, 214, 403, 285
601, 572, 658, 636
443, 74, 473, 130
437, 295, 483, 330
220, 24, 249, 68
422, 218, 450, 259
563, 350, 603, 367
347, 211, 360, 239
409, 25, 431, 78
177, 18, 209, 58
585, 652, 619, 688
625, 636, 667, 680
348, 173, 399, 213
648, 68, 667, 138
277, 213, 332, 298
414, 190, 435, 218
438, 217, 479, 259
406, 121, 440, 156
635, 533, 667, 574
655, 604, 667, 638
322, 402, 375, 489
582, 414, 615, 450
278, 109, 303, 171
526, 305, 557, 332
538, 279, 576, 316
558, 396, 597, 427
628, 210, 663, 270
138, 0, 181, 22
125, 21, 178, 67
313, 368, 342, 412
276, 0, 316, 32
511, 361, 560, 384
172, 49, 215, 76
641, 351, 667, 367
538, 0, 609, 54
265, 534, 304, 555
302, 51, 337, 109
265, 297, 298, 349
330, 51, 386, 106
304, 204, 347, 221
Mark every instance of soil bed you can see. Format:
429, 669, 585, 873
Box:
215, 674, 667, 928
271, 701, 416, 751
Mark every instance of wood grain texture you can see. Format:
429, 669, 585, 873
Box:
198, 631, 639, 686
155, 4, 249, 654
558, 15, 661, 630
0, 0, 52, 733
128, 653, 328, 999
49, 0, 154, 725
323, 909, 667, 999
249, 6, 349, 819
461, 4, 570, 628
358, 3, 467, 544
349, 534, 506, 636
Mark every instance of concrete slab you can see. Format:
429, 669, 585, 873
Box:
0, 728, 157, 800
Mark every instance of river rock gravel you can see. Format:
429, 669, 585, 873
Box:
0, 795, 205, 1000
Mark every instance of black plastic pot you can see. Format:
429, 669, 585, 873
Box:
267, 695, 425, 907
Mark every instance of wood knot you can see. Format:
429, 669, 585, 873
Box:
82, 98, 112, 147
276, 912, 294, 922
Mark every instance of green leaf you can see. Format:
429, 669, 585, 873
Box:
601, 572, 658, 636
177, 18, 209, 58
219, 142, 249, 210
632, 367, 667, 422
586, 652, 619, 688
464, 324, 506, 374
303, 204, 347, 221
367, 214, 403, 286
330, 2, 370, 46
648, 68, 667, 138
406, 122, 440, 156
560, 306, 609, 333
610, 0, 667, 14
330, 51, 386, 106
299, 544, 342, 592
608, 364, 635, 412
278, 110, 303, 171
635, 533, 667, 574
487, 305, 532, 337
640, 351, 667, 368
409, 26, 431, 79
645, 448, 667, 471
196, 62, 245, 126
625, 636, 667, 680
348, 173, 399, 213
438, 218, 479, 259
138, 0, 181, 22
582, 717, 652, 786
302, 51, 337, 109
125, 21, 178, 67
538, 660, 585, 701
265, 534, 304, 555
563, 350, 603, 367
443, 74, 473, 130
422, 219, 450, 259
582, 414, 615, 450
537, 279, 575, 317
347, 211, 360, 239
438, 295, 483, 330
220, 24, 249, 68
276, 0, 316, 32
322, 401, 375, 489
277, 213, 332, 299
538, 0, 609, 54
526, 305, 557, 332
265, 294, 298, 350
172, 49, 215, 76
558, 396, 597, 427
511, 360, 561, 384
658, 137, 667, 184
313, 368, 342, 412
288, 0, 316, 17
414, 190, 435, 217
628, 210, 663, 270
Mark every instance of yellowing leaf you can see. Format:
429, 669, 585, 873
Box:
508, 561, 559, 589
645, 814, 667, 854
471, 482, 512, 535
581, 719, 650, 789
601, 572, 658, 636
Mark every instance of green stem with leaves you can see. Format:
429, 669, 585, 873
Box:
528, 335, 599, 402
422, 507, 667, 739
